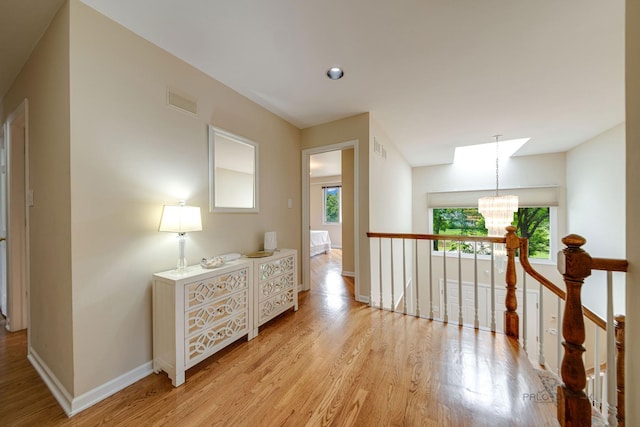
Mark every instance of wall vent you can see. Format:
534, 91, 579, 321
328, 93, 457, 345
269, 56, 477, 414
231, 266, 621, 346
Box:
167, 89, 198, 116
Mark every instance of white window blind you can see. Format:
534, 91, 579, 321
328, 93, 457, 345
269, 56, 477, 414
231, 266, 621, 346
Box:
427, 186, 561, 208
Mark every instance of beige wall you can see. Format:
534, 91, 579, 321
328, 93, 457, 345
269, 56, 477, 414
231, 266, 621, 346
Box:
1, 2, 74, 394
341, 149, 355, 274
567, 123, 626, 317
302, 113, 370, 301
69, 0, 301, 395
626, 0, 640, 423
369, 117, 412, 232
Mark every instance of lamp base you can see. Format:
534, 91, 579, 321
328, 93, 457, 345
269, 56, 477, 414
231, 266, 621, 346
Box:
177, 257, 188, 271
177, 233, 188, 271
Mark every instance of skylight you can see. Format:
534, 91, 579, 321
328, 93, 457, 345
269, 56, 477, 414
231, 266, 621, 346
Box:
454, 138, 530, 165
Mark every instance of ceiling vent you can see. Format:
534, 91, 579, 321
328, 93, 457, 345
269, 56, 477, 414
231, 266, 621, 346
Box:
167, 89, 198, 116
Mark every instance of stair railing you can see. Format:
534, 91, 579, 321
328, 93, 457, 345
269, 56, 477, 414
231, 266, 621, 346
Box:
367, 228, 627, 427
519, 234, 627, 427
366, 231, 515, 335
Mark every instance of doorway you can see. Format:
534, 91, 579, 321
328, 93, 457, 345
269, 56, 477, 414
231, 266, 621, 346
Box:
1, 100, 30, 332
301, 140, 359, 299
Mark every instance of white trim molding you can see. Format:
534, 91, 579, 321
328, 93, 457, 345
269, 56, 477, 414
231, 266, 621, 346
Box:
302, 140, 360, 300
29, 346, 153, 417
70, 361, 152, 416
28, 349, 73, 416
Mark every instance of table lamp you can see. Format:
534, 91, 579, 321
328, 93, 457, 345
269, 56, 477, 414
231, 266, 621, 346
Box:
159, 201, 202, 270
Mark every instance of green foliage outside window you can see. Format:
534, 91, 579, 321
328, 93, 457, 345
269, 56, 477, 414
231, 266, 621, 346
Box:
432, 207, 550, 259
324, 187, 341, 223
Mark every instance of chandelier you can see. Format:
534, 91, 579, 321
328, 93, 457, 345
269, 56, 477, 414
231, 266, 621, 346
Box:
478, 135, 518, 270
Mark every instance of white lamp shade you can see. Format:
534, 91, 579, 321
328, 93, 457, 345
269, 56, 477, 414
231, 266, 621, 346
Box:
159, 205, 202, 233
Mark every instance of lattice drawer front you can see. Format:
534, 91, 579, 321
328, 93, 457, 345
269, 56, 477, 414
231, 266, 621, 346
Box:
259, 255, 294, 281
185, 268, 248, 309
258, 273, 294, 301
259, 289, 294, 323
186, 313, 247, 363
185, 291, 248, 336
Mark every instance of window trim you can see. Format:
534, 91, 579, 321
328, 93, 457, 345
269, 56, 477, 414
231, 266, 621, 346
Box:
428, 206, 558, 264
323, 185, 342, 224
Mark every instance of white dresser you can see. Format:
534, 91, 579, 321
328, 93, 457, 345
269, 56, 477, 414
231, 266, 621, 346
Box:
152, 259, 254, 386
252, 249, 298, 336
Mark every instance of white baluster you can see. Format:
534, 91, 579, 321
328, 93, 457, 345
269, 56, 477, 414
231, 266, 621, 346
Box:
390, 239, 395, 312
594, 328, 601, 409
429, 239, 434, 320
402, 239, 407, 315
606, 270, 618, 426
415, 239, 420, 317
556, 298, 562, 376
538, 282, 545, 366
458, 243, 463, 325
378, 238, 383, 308
474, 242, 479, 329
443, 239, 448, 323
490, 243, 496, 332
523, 271, 527, 353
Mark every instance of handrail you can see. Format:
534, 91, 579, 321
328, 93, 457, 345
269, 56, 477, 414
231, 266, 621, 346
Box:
368, 229, 627, 426
518, 237, 607, 330
591, 257, 628, 272
366, 232, 507, 244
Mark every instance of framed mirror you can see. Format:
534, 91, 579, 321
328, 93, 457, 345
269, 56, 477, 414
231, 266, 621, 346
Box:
208, 125, 259, 213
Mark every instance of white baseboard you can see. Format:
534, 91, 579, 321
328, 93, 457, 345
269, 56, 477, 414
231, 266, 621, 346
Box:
356, 294, 370, 304
28, 349, 73, 416
70, 361, 153, 416
342, 270, 355, 277
331, 244, 342, 249
29, 346, 153, 417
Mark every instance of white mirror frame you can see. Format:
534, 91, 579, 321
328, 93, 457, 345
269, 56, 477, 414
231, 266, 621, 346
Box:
208, 125, 259, 213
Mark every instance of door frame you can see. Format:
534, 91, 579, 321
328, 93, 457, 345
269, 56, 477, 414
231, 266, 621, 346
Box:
301, 140, 360, 299
3, 99, 30, 332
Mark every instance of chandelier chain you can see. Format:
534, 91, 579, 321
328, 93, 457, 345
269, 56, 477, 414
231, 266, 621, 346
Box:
494, 135, 501, 196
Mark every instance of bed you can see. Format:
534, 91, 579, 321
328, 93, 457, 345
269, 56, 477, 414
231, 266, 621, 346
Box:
310, 230, 332, 256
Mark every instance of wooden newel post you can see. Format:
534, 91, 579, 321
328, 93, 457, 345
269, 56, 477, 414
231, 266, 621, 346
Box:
557, 234, 592, 427
615, 314, 625, 427
504, 226, 519, 339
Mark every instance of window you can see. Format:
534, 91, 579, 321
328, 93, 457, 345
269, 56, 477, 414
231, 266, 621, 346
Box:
323, 186, 341, 224
431, 207, 551, 259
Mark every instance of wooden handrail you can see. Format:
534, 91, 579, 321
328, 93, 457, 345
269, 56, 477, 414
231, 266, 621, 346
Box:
368, 229, 626, 427
591, 257, 628, 272
518, 238, 607, 331
366, 232, 507, 244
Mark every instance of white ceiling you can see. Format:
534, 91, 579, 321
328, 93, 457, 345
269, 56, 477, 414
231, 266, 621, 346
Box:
2, 1, 625, 167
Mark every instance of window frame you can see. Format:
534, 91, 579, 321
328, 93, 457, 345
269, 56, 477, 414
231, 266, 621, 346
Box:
323, 185, 342, 225
428, 206, 558, 264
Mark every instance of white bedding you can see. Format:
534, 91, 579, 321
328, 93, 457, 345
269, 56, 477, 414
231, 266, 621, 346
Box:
310, 230, 332, 256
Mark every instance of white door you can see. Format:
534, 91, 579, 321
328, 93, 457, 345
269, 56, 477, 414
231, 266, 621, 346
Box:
3, 100, 29, 331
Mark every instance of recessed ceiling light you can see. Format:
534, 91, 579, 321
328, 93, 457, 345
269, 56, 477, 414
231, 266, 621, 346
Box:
326, 67, 344, 80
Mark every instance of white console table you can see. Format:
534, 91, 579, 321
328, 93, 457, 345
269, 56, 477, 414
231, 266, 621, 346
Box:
152, 259, 254, 386
152, 249, 299, 387
252, 249, 298, 336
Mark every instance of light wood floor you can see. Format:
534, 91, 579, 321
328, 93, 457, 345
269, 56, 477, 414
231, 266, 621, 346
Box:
0, 252, 558, 426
